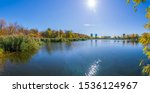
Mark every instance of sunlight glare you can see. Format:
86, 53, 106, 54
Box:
87, 0, 97, 10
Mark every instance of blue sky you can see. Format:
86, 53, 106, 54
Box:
0, 0, 149, 36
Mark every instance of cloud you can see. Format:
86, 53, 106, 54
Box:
83, 24, 95, 27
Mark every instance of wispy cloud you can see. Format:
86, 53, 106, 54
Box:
83, 24, 95, 27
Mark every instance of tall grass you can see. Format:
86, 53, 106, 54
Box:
0, 35, 88, 54
0, 48, 4, 57
0, 35, 41, 52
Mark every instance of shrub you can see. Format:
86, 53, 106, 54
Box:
21, 37, 40, 52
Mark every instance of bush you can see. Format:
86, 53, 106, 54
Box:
21, 37, 40, 52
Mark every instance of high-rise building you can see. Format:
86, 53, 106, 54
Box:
91, 33, 93, 37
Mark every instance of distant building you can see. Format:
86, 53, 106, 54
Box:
100, 36, 111, 39
91, 33, 93, 37
123, 34, 126, 38
95, 34, 98, 38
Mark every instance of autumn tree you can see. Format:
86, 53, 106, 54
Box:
29, 29, 41, 38
128, 0, 150, 75
65, 31, 73, 38
45, 28, 52, 38
0, 19, 6, 35
0, 19, 6, 30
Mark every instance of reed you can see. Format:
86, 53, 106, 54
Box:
0, 35, 41, 52
0, 48, 4, 57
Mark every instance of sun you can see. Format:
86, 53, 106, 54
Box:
87, 0, 97, 10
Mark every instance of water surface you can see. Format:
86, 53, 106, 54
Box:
0, 40, 146, 76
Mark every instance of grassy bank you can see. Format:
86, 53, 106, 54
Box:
0, 19, 90, 54
0, 35, 89, 54
40, 38, 88, 42
0, 35, 41, 53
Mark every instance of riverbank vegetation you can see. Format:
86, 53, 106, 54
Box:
98, 34, 140, 41
0, 19, 90, 55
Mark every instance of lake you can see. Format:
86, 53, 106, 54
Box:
0, 40, 147, 76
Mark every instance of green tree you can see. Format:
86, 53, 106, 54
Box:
46, 28, 52, 38
65, 31, 73, 38
59, 30, 64, 38
42, 28, 52, 38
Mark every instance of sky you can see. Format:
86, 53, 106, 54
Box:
0, 0, 150, 36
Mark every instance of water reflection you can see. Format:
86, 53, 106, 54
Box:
95, 40, 98, 47
90, 40, 139, 47
44, 42, 75, 54
0, 50, 39, 74
0, 40, 145, 76
90, 39, 98, 47
0, 50, 38, 64
85, 59, 102, 76
90, 40, 93, 47
126, 40, 138, 46
114, 40, 139, 46
0, 59, 6, 73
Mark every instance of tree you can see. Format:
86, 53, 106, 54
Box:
29, 29, 40, 37
46, 28, 52, 38
128, 0, 148, 27
128, 0, 150, 76
0, 19, 6, 36
139, 33, 150, 45
127, 0, 146, 12
59, 30, 64, 38
65, 31, 73, 38
0, 19, 6, 30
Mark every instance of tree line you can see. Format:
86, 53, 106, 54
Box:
114, 34, 139, 40
0, 19, 90, 39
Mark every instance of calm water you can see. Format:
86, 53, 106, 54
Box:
0, 40, 146, 76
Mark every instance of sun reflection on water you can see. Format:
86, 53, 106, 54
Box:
85, 59, 101, 76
